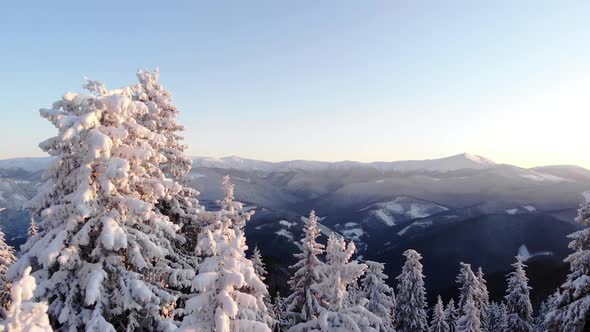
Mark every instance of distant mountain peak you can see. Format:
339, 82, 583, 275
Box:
451, 153, 496, 165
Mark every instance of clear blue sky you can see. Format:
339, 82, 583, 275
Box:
1, 1, 589, 167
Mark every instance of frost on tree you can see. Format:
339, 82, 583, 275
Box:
395, 249, 428, 332
487, 302, 506, 332
476, 267, 489, 330
0, 209, 16, 319
8, 81, 194, 330
455, 295, 481, 332
133, 69, 205, 264
430, 296, 449, 332
272, 292, 291, 332
181, 176, 271, 332
445, 298, 459, 332
546, 192, 590, 332
1, 267, 52, 332
251, 246, 267, 282
28, 217, 38, 238
504, 256, 534, 332
535, 294, 555, 332
289, 233, 381, 332
360, 260, 395, 331
285, 211, 325, 323
455, 263, 479, 314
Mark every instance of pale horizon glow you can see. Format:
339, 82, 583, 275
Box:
1, 2, 589, 168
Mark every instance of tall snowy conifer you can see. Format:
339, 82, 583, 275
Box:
133, 69, 205, 261
9, 80, 188, 330
504, 256, 534, 332
456, 263, 480, 314
395, 249, 428, 332
251, 246, 267, 282
360, 260, 395, 330
181, 176, 271, 332
0, 209, 16, 319
546, 192, 590, 332
430, 296, 450, 332
445, 298, 459, 332
476, 267, 490, 330
487, 302, 505, 332
285, 210, 325, 323
289, 233, 381, 332
456, 295, 481, 332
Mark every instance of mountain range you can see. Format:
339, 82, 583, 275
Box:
1, 152, 588, 308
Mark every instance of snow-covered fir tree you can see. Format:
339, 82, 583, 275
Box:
504, 256, 534, 332
8, 81, 195, 330
28, 217, 38, 238
181, 176, 271, 331
1, 267, 52, 332
487, 302, 505, 332
285, 210, 325, 323
475, 267, 489, 330
346, 278, 362, 307
395, 249, 428, 332
360, 260, 395, 331
456, 295, 481, 332
272, 292, 290, 332
132, 69, 205, 265
456, 263, 480, 314
251, 246, 267, 282
0, 209, 16, 319
430, 296, 450, 332
535, 293, 556, 332
289, 233, 381, 332
445, 298, 459, 332
546, 192, 590, 332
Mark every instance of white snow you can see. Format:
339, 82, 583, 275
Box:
279, 220, 296, 228
275, 229, 294, 241
341, 228, 364, 240
522, 205, 536, 212
506, 208, 519, 215
397, 220, 433, 236
520, 171, 568, 182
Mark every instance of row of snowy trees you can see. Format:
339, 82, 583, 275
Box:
0, 70, 588, 331
267, 209, 541, 332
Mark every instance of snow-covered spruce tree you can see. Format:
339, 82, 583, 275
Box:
487, 302, 504, 332
251, 246, 267, 282
181, 176, 271, 332
272, 292, 290, 332
430, 296, 450, 332
346, 277, 362, 307
360, 260, 395, 330
456, 263, 480, 314
535, 293, 556, 332
475, 267, 489, 330
9, 82, 191, 330
504, 256, 534, 332
289, 233, 381, 332
1, 267, 52, 332
445, 298, 459, 332
28, 217, 38, 238
395, 249, 428, 332
545, 193, 590, 332
456, 295, 481, 332
131, 69, 206, 266
0, 210, 16, 319
285, 210, 325, 323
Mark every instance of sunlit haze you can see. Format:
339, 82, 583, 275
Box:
1, 1, 589, 168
